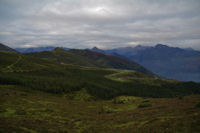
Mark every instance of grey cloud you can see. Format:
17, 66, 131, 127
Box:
0, 0, 200, 50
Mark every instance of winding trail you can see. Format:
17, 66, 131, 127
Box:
105, 70, 133, 81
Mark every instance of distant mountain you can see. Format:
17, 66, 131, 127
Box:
183, 47, 194, 51
27, 47, 155, 76
105, 45, 150, 56
15, 46, 70, 53
0, 43, 17, 52
105, 44, 200, 82
91, 47, 105, 53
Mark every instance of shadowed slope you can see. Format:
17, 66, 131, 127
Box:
0, 43, 17, 52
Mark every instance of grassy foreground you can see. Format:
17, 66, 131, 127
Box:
0, 85, 200, 133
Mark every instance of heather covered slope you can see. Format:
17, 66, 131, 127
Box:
0, 86, 200, 133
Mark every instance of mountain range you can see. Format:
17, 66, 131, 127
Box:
0, 43, 153, 76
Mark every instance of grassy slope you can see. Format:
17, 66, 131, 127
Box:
1, 51, 200, 99
26, 48, 96, 67
27, 48, 155, 76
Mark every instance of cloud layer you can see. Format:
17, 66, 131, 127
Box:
0, 0, 200, 49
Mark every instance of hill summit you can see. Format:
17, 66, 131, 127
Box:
0, 43, 17, 52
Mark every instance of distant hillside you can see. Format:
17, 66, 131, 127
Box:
105, 44, 200, 82
0, 43, 17, 52
27, 48, 155, 76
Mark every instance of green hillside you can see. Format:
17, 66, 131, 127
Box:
1, 51, 200, 99
27, 48, 154, 76
26, 48, 96, 67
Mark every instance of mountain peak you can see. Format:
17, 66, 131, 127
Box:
91, 46, 104, 53
91, 46, 101, 51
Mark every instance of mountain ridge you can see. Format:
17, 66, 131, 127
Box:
27, 47, 155, 76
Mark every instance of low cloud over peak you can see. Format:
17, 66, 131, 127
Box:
0, 0, 200, 50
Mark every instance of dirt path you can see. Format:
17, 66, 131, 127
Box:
4, 55, 22, 72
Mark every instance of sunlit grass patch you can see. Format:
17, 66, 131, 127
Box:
113, 96, 141, 104
111, 104, 138, 111
99, 106, 113, 113
64, 88, 95, 101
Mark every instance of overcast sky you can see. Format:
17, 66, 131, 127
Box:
0, 0, 200, 49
